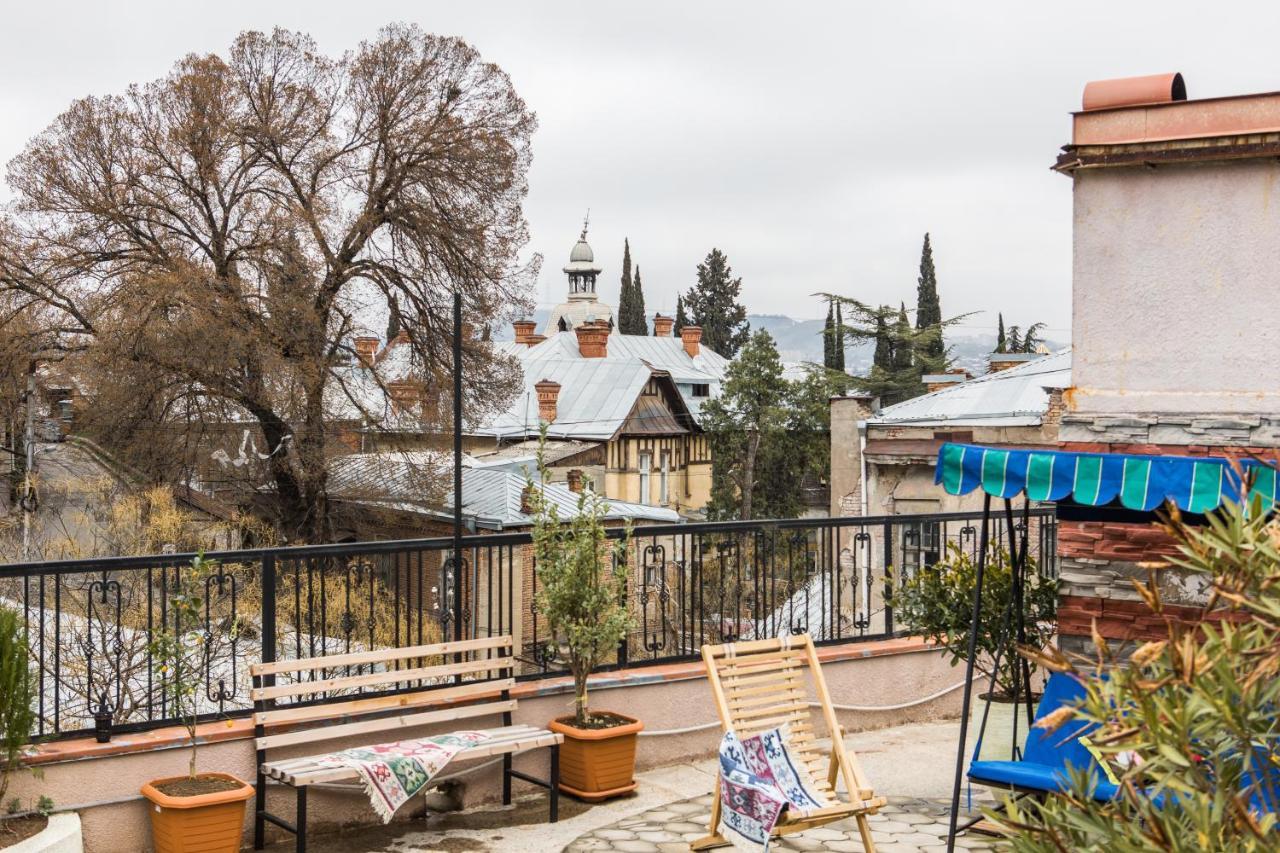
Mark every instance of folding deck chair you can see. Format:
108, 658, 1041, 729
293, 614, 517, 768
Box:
693, 634, 887, 852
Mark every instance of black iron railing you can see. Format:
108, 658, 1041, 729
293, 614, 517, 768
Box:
0, 508, 1056, 739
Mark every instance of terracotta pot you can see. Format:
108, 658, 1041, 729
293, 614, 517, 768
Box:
547, 712, 643, 801
140, 772, 254, 853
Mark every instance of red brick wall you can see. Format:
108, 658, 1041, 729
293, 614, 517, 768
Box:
1058, 520, 1180, 562
1059, 594, 1246, 644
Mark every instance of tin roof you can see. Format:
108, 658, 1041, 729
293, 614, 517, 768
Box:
866, 349, 1072, 428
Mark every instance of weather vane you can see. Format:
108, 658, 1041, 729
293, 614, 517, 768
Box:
580, 209, 590, 240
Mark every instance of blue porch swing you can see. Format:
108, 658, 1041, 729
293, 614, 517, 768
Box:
934, 442, 1280, 851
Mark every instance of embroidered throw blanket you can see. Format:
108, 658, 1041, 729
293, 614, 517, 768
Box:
717, 725, 832, 853
319, 731, 490, 822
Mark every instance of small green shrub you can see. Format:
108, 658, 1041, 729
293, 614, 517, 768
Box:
0, 606, 35, 809
894, 543, 1057, 699
528, 430, 633, 728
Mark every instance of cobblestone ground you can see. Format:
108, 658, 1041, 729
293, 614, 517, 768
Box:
563, 795, 997, 853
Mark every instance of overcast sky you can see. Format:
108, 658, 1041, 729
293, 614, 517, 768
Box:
4, 2, 1278, 337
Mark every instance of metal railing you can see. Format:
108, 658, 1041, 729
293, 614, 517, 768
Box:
0, 508, 1056, 739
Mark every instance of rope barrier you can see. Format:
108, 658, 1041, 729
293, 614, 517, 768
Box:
636, 680, 966, 737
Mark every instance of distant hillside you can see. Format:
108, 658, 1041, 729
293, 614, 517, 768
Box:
492, 311, 1062, 374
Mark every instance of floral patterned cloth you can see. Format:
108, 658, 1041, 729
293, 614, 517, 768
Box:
318, 731, 490, 822
717, 724, 831, 853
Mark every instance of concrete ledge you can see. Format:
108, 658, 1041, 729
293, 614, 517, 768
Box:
6, 813, 82, 853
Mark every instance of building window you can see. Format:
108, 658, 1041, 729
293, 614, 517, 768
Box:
638, 451, 652, 504
692, 384, 710, 397
659, 451, 670, 504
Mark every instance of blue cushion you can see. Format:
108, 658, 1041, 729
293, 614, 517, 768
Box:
968, 759, 1119, 801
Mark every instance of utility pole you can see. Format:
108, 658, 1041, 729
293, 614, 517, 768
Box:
20, 361, 36, 561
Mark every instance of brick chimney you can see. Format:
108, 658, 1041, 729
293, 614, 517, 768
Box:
988, 352, 1042, 374
527, 333, 547, 346
520, 484, 536, 515
923, 368, 972, 394
652, 314, 674, 337
566, 469, 584, 493
387, 381, 422, 414
575, 320, 609, 358
534, 380, 561, 423
353, 336, 380, 368
681, 325, 703, 358
513, 320, 536, 345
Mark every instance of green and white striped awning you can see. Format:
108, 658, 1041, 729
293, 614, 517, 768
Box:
936, 443, 1277, 513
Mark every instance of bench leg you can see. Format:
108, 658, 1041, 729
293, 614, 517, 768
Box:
503, 753, 513, 805
549, 744, 560, 823
254, 768, 266, 850
855, 813, 877, 853
296, 786, 307, 853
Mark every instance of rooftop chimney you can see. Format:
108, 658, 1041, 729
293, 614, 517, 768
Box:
387, 380, 422, 413
681, 325, 703, 358
526, 333, 547, 346
575, 320, 609, 358
353, 336, 380, 369
520, 484, 536, 515
513, 320, 536, 345
566, 469, 584, 493
987, 352, 1043, 374
652, 314, 674, 337
922, 369, 971, 394
534, 379, 561, 423
1082, 72, 1185, 111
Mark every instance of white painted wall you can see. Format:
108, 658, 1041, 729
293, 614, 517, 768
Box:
1071, 159, 1280, 414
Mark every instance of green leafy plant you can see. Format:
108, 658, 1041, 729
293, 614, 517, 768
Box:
0, 606, 35, 810
1001, 492, 1280, 851
894, 543, 1057, 699
148, 553, 230, 779
528, 430, 633, 728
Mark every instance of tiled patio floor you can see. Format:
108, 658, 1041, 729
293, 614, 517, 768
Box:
564, 795, 996, 852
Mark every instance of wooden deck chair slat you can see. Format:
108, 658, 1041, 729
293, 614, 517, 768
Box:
730, 700, 811, 721
251, 635, 510, 677
251, 656, 513, 701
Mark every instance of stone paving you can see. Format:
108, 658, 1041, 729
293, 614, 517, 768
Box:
563, 794, 998, 853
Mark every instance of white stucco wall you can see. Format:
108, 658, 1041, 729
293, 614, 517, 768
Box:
1072, 159, 1280, 415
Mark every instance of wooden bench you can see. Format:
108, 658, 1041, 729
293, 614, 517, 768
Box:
249, 635, 561, 852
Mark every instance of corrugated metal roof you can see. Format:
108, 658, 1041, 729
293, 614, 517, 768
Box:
867, 348, 1072, 427
328, 452, 678, 527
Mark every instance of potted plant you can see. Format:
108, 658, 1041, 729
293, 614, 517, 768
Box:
894, 543, 1057, 762
528, 437, 640, 801
141, 554, 253, 853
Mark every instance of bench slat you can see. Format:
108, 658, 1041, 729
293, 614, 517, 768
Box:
253, 678, 514, 727
251, 635, 511, 678
251, 657, 513, 701
257, 699, 516, 750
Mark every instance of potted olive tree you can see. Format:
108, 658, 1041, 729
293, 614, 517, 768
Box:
140, 554, 253, 853
528, 439, 640, 801
895, 543, 1057, 762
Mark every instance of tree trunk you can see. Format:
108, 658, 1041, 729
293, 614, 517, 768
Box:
741, 429, 760, 521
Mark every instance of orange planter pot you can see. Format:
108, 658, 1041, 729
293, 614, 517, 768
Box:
140, 773, 254, 853
547, 712, 643, 801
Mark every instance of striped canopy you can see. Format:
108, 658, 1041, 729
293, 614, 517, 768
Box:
935, 443, 1278, 513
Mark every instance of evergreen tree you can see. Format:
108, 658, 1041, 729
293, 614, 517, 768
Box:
685, 248, 750, 358
1007, 325, 1022, 354
872, 308, 893, 373
617, 238, 647, 334
893, 303, 913, 372
822, 301, 837, 369
702, 330, 788, 521
996, 313, 1007, 353
835, 303, 846, 371
1021, 322, 1046, 353
386, 298, 401, 342
674, 294, 689, 334
915, 233, 944, 359
629, 266, 647, 334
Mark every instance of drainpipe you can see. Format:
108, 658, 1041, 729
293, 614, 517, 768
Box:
858, 419, 869, 518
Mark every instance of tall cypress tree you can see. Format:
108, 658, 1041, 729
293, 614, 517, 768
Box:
617, 238, 647, 334
822, 302, 837, 369
834, 303, 846, 371
675, 294, 689, 334
996, 313, 1007, 353
628, 265, 647, 334
893, 303, 913, 372
872, 307, 893, 373
685, 248, 750, 357
915, 232, 943, 359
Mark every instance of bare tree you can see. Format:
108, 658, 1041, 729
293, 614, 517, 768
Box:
0, 25, 538, 542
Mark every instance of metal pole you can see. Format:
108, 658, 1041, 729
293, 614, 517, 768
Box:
452, 288, 464, 643
947, 492, 992, 852
21, 362, 36, 561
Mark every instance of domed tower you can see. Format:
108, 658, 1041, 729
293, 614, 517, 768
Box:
545, 215, 615, 334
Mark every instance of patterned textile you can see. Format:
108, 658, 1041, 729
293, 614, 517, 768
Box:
717, 725, 831, 853
319, 731, 490, 822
